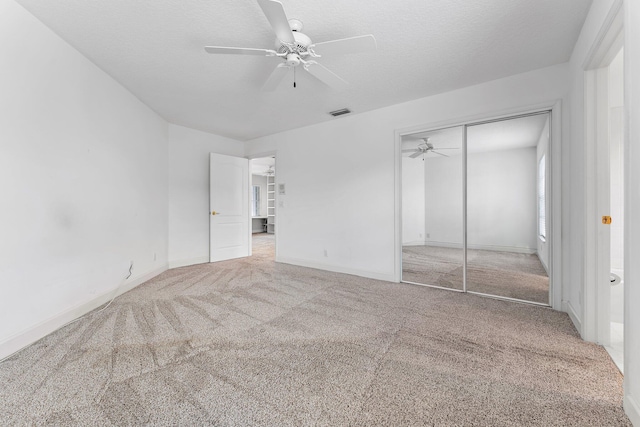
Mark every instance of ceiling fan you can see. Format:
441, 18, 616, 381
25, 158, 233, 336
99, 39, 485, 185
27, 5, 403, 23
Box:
402, 138, 460, 158
204, 0, 377, 91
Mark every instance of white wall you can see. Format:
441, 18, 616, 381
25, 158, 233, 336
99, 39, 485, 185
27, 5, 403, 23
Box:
0, 0, 168, 358
536, 118, 550, 271
168, 124, 243, 268
423, 154, 463, 246
624, 1, 640, 424
245, 63, 569, 282
406, 144, 536, 254
467, 147, 537, 252
402, 156, 425, 245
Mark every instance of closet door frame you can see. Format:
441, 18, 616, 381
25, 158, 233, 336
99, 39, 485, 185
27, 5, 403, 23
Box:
395, 101, 562, 310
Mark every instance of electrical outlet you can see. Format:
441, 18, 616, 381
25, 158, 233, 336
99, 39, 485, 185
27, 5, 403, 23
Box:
154, 252, 157, 261
324, 249, 328, 257
426, 233, 430, 238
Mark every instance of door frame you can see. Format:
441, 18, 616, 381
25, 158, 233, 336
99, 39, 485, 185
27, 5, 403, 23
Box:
581, 0, 624, 345
394, 100, 563, 310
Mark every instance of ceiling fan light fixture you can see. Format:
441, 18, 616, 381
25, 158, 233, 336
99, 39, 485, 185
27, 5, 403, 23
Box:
329, 108, 351, 117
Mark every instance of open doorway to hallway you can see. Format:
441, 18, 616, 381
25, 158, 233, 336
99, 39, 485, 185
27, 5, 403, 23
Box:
250, 156, 276, 259
605, 48, 625, 373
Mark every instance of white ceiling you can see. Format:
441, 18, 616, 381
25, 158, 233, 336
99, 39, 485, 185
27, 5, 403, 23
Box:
402, 113, 548, 157
15, 0, 591, 141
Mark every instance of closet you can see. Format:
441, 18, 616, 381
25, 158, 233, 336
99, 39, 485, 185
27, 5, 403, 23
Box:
401, 112, 551, 305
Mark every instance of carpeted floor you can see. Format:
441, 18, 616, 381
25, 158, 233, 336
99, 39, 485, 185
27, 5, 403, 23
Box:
0, 234, 629, 426
403, 245, 549, 304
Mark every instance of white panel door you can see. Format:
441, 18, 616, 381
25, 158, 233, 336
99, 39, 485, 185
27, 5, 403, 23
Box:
210, 153, 249, 262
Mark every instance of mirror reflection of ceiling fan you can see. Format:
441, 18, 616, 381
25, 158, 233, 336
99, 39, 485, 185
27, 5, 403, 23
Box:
204, 0, 377, 91
402, 138, 460, 158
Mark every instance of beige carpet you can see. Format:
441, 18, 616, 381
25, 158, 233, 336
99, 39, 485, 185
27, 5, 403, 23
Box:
0, 234, 629, 425
403, 245, 549, 304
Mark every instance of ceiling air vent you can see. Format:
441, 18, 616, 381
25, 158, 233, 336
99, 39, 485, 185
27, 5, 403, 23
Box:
329, 108, 351, 117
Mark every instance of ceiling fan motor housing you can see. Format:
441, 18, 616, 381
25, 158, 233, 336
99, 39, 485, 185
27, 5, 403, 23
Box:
275, 29, 312, 57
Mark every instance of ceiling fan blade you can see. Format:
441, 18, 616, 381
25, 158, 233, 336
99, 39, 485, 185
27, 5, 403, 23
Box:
304, 61, 348, 89
311, 34, 377, 56
432, 151, 450, 157
402, 149, 417, 153
257, 0, 295, 45
205, 46, 277, 56
409, 151, 423, 158
435, 148, 460, 150
262, 63, 290, 91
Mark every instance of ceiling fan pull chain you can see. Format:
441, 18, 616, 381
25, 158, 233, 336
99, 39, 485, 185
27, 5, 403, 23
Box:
293, 67, 296, 88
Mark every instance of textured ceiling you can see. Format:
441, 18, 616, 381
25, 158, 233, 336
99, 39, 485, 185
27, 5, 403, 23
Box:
16, 0, 591, 141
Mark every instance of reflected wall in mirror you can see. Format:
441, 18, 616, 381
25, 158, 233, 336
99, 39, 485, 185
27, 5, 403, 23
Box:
402, 126, 464, 290
466, 113, 550, 303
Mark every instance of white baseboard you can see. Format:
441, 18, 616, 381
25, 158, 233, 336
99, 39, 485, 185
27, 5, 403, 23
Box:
276, 256, 395, 283
536, 252, 550, 275
419, 241, 536, 254
402, 240, 426, 247
168, 256, 209, 269
0, 264, 167, 361
625, 394, 640, 427
563, 300, 582, 335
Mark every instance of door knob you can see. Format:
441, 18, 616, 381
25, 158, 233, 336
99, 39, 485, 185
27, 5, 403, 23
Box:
211, 211, 220, 216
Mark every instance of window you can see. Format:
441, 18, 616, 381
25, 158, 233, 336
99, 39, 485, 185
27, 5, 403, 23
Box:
252, 185, 261, 217
538, 155, 546, 241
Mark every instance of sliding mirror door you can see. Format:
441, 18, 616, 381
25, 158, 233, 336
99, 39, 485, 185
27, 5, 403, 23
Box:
402, 127, 464, 290
465, 114, 550, 304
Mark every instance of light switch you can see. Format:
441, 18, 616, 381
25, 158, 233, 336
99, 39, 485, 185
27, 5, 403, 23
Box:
278, 183, 286, 195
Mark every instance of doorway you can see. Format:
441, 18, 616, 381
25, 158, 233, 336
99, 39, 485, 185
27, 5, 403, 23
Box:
581, 0, 625, 373
250, 156, 276, 259
401, 111, 552, 305
600, 48, 625, 372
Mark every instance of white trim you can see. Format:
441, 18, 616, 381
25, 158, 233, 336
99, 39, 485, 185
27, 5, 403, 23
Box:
581, 1, 624, 345
550, 101, 563, 310
0, 264, 167, 361
583, 0, 624, 70
537, 252, 550, 276
394, 128, 403, 283
277, 256, 396, 283
403, 240, 426, 247
395, 102, 559, 139
411, 241, 537, 254
624, 395, 640, 427
168, 256, 209, 269
563, 300, 583, 335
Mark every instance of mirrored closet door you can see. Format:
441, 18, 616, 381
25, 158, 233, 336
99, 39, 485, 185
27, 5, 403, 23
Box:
401, 126, 464, 291
466, 114, 550, 304
401, 112, 550, 305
